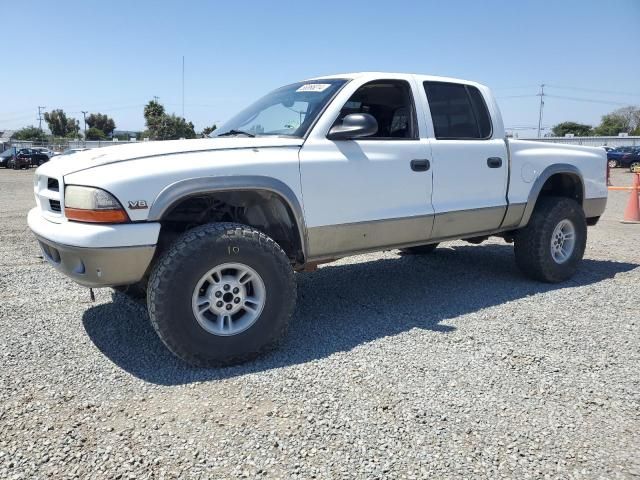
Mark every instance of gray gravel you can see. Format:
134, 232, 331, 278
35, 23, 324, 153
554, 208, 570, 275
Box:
1, 167, 639, 479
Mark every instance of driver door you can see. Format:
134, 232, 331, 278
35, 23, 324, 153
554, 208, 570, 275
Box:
300, 78, 434, 260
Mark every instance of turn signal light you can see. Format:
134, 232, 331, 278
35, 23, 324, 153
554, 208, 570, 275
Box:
64, 207, 129, 223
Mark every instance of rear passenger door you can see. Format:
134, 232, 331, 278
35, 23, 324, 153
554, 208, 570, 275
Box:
421, 81, 508, 238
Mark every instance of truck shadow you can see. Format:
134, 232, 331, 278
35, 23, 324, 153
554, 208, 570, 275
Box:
82, 243, 637, 385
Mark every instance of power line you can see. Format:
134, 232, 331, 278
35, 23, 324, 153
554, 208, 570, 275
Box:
545, 94, 630, 106
546, 84, 640, 97
496, 94, 538, 99
0, 113, 40, 123
492, 85, 540, 91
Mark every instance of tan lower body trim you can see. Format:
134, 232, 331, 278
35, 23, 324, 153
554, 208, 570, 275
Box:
307, 214, 434, 260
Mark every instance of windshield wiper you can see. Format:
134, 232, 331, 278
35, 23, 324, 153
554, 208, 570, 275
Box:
217, 129, 255, 137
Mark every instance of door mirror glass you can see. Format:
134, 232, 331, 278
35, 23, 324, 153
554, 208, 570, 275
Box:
327, 113, 378, 140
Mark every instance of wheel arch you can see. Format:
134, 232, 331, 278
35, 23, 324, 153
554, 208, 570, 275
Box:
518, 164, 585, 228
148, 176, 308, 263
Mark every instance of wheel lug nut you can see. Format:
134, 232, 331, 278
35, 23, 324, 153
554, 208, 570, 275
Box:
232, 287, 239, 294
215, 291, 222, 298
216, 301, 223, 307
226, 304, 233, 310
223, 284, 230, 291
234, 297, 240, 304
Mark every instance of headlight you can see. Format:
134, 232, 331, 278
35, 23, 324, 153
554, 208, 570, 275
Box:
64, 185, 129, 223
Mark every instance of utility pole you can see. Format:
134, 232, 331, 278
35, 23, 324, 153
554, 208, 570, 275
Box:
182, 55, 185, 118
153, 95, 159, 103
537, 83, 545, 138
81, 111, 88, 142
37, 106, 46, 132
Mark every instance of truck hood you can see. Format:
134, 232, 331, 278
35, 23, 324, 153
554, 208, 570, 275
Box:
38, 137, 304, 177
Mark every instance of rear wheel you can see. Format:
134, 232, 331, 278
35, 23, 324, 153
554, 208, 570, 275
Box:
147, 222, 296, 367
400, 243, 439, 255
630, 161, 640, 173
608, 159, 618, 169
514, 197, 586, 283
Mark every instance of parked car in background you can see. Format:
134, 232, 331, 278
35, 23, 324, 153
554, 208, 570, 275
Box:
607, 146, 635, 168
32, 147, 56, 158
622, 147, 640, 172
9, 153, 31, 169
15, 148, 49, 167
0, 147, 16, 168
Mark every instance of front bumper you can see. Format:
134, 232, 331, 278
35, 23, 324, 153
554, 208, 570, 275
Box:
28, 208, 160, 287
35, 235, 156, 287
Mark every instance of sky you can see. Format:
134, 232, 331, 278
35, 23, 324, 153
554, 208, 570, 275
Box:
2, 0, 639, 138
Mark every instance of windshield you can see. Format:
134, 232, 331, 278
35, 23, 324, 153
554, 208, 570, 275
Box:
212, 79, 347, 138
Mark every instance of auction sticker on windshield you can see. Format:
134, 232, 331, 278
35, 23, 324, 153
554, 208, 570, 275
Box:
296, 83, 331, 92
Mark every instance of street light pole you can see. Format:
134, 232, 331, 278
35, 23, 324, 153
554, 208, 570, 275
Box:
81, 111, 88, 144
182, 55, 185, 118
37, 106, 46, 132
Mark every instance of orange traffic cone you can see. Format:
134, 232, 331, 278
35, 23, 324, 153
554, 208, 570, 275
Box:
622, 173, 640, 224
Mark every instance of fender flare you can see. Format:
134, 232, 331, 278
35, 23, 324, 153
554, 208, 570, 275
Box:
148, 175, 308, 259
518, 163, 585, 228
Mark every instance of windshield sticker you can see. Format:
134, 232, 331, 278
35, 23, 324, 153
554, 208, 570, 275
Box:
296, 83, 331, 93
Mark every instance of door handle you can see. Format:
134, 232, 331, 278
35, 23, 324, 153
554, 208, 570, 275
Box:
487, 157, 502, 168
410, 159, 430, 172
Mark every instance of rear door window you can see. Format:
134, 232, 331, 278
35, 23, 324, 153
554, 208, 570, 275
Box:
423, 81, 492, 140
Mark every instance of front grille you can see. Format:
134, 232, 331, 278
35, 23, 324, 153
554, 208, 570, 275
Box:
35, 175, 63, 219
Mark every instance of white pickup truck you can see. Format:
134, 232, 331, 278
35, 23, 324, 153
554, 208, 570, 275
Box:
29, 72, 608, 366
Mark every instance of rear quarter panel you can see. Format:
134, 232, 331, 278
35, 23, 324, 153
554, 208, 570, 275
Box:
508, 140, 608, 205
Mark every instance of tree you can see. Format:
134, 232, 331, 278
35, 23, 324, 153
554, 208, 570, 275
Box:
202, 124, 217, 137
43, 109, 80, 138
66, 118, 81, 138
12, 126, 47, 141
611, 106, 640, 132
143, 99, 197, 140
551, 122, 592, 137
593, 106, 640, 136
593, 113, 630, 136
86, 113, 116, 137
85, 127, 107, 140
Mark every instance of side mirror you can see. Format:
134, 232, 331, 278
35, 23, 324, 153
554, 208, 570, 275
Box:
327, 113, 378, 140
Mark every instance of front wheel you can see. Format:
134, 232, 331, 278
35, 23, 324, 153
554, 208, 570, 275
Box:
608, 159, 619, 169
514, 197, 587, 283
147, 223, 296, 367
630, 162, 640, 173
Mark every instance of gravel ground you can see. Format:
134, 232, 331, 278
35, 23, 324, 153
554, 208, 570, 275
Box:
1, 167, 639, 479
